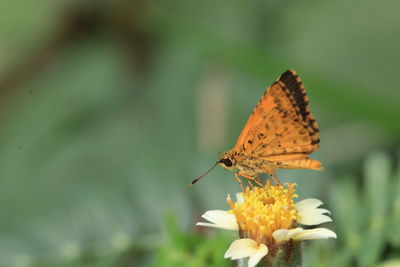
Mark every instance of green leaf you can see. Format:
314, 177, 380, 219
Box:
329, 175, 362, 254
358, 152, 391, 266
364, 152, 391, 215
388, 164, 400, 246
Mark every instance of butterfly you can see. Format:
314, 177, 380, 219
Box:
192, 70, 321, 188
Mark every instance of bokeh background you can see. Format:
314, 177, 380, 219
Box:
1, 0, 399, 266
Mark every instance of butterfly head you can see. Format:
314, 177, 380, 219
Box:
217, 154, 236, 171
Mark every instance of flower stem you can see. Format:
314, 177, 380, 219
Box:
288, 241, 303, 267
236, 258, 248, 267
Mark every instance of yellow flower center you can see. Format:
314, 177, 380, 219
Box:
228, 181, 298, 244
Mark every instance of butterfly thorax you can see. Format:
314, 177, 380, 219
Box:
218, 150, 264, 177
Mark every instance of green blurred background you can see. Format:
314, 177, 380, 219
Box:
0, 0, 399, 266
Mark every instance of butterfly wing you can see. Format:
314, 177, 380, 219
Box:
234, 70, 320, 162
278, 70, 319, 136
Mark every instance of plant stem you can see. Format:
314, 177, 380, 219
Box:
236, 258, 248, 267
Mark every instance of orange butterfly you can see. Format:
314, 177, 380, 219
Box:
192, 70, 321, 187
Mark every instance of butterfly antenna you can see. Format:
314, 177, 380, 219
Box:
190, 162, 218, 186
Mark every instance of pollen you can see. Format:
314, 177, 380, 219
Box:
228, 181, 298, 245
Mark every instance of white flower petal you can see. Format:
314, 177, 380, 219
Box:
236, 192, 245, 204
287, 228, 304, 239
296, 198, 332, 226
297, 212, 332, 226
292, 228, 337, 241
272, 228, 303, 243
224, 239, 259, 260
195, 222, 233, 230
314, 208, 331, 215
248, 244, 268, 267
272, 229, 289, 243
197, 210, 238, 230
202, 210, 233, 224
295, 198, 323, 210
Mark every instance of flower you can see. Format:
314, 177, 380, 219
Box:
196, 182, 336, 266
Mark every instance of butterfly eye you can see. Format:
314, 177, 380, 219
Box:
219, 158, 233, 167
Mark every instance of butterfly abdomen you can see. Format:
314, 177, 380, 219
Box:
273, 157, 322, 170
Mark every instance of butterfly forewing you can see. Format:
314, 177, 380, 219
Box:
233, 70, 320, 161
278, 70, 319, 135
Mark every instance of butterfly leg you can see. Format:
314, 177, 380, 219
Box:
234, 173, 245, 192
261, 165, 281, 185
254, 177, 263, 187
237, 172, 263, 187
246, 179, 254, 189
271, 169, 281, 185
